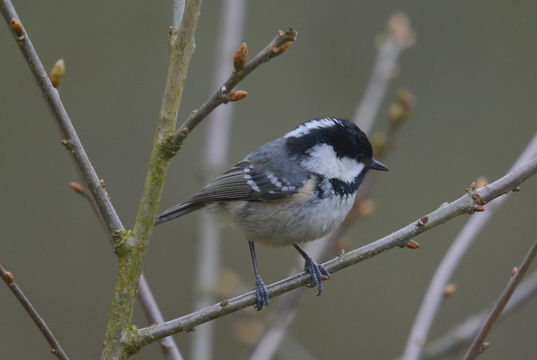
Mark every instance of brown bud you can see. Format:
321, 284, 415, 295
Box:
321, 274, 330, 281
233, 42, 248, 71
407, 240, 420, 249
10, 18, 25, 40
440, 201, 449, 207
443, 283, 457, 297
475, 176, 488, 188
3, 271, 14, 285
271, 41, 293, 56
372, 132, 386, 156
417, 215, 429, 227
69, 181, 85, 194
512, 186, 521, 192
387, 13, 416, 48
473, 205, 486, 212
50, 59, 66, 88
228, 90, 248, 102
512, 267, 518, 275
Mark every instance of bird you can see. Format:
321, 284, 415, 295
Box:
156, 117, 388, 310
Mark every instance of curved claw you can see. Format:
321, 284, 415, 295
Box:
304, 259, 331, 296
254, 278, 269, 311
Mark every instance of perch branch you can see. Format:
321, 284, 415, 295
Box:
401, 132, 537, 360
130, 156, 537, 350
100, 1, 202, 359
462, 237, 537, 360
0, 1, 184, 357
422, 270, 537, 359
163, 28, 297, 154
0, 264, 70, 360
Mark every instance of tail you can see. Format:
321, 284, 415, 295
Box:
155, 200, 205, 225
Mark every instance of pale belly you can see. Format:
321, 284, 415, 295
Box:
217, 194, 356, 246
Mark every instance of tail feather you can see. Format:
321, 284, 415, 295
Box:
156, 201, 204, 225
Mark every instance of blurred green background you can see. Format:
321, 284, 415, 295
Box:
1, 1, 536, 359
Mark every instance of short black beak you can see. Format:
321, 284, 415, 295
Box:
370, 158, 389, 171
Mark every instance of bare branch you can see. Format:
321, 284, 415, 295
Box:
353, 13, 415, 134
422, 270, 537, 359
192, 1, 247, 360
172, 0, 185, 27
0, 1, 184, 357
0, 0, 122, 235
131, 156, 537, 349
462, 237, 537, 360
0, 264, 70, 360
401, 132, 537, 360
100, 1, 202, 358
163, 28, 297, 154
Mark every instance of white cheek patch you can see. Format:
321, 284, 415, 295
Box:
301, 143, 365, 183
284, 118, 339, 138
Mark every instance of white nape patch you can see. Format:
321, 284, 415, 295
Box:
284, 118, 339, 138
301, 143, 365, 182
243, 173, 260, 192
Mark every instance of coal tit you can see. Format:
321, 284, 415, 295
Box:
157, 117, 388, 310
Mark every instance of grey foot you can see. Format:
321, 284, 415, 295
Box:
254, 277, 269, 311
304, 259, 331, 296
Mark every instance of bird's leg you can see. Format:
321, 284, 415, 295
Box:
248, 241, 269, 311
293, 244, 331, 296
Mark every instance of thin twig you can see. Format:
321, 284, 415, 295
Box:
0, 264, 70, 360
192, 1, 247, 360
69, 182, 183, 360
163, 28, 297, 154
422, 270, 537, 359
462, 237, 537, 360
172, 0, 185, 27
100, 1, 202, 359
130, 156, 537, 350
353, 13, 415, 134
0, 1, 184, 357
401, 132, 537, 360
247, 12, 415, 355
0, 0, 121, 234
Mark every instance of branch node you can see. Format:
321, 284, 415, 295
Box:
513, 186, 521, 192
99, 179, 107, 188
60, 138, 74, 151
112, 230, 132, 256
512, 266, 519, 275
219, 299, 229, 307
9, 18, 25, 40
466, 181, 485, 206
479, 342, 491, 353
417, 215, 429, 227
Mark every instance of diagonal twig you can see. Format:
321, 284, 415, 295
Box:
400, 132, 537, 360
163, 28, 297, 154
0, 2, 184, 359
0, 264, 70, 360
462, 236, 537, 360
422, 270, 537, 359
130, 156, 537, 351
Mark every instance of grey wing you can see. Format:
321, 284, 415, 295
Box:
191, 159, 308, 203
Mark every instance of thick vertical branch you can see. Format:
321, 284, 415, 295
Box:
192, 1, 247, 360
100, 1, 202, 359
0, 1, 183, 358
